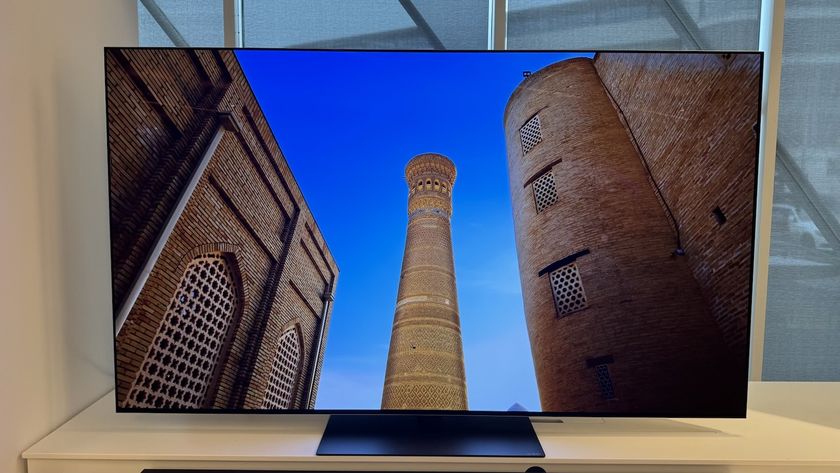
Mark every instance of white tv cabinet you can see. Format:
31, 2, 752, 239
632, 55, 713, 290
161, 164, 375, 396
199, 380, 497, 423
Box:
23, 382, 840, 473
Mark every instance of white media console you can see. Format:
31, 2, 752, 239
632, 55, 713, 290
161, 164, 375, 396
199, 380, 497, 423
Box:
23, 382, 840, 473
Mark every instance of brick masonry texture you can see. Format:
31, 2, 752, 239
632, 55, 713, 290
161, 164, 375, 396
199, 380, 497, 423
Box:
381, 154, 468, 410
108, 49, 338, 410
503, 53, 757, 415
594, 52, 760, 354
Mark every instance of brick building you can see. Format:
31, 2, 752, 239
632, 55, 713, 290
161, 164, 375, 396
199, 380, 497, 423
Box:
382, 153, 468, 410
504, 53, 759, 415
107, 49, 338, 410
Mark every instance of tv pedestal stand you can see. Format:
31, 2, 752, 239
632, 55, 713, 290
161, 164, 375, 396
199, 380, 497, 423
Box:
317, 414, 545, 457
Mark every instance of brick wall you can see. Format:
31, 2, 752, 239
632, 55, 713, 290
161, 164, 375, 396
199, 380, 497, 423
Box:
503, 55, 752, 415
108, 49, 338, 410
594, 52, 760, 354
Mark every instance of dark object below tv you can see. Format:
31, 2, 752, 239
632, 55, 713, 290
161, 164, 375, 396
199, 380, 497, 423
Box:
316, 414, 545, 457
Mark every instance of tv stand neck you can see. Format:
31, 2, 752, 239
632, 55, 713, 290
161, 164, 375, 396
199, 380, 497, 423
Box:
317, 414, 544, 457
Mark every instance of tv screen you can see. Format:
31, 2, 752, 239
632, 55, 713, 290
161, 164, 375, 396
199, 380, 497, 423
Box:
107, 48, 760, 417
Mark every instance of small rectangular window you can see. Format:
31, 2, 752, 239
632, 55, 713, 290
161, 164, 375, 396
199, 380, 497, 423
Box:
595, 364, 617, 400
712, 206, 727, 225
549, 263, 588, 316
533, 170, 558, 213
519, 114, 543, 154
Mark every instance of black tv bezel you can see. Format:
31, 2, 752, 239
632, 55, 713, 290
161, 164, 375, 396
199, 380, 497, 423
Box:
106, 47, 763, 419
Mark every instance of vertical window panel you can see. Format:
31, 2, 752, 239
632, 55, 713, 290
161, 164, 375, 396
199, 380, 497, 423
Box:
507, 0, 760, 51
763, 1, 840, 381
137, 0, 225, 47
241, 0, 489, 49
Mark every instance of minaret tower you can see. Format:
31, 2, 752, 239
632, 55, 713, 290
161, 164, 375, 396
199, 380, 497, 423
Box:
382, 153, 468, 410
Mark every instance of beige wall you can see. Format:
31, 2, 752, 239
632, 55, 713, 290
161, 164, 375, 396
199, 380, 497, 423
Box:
0, 1, 136, 472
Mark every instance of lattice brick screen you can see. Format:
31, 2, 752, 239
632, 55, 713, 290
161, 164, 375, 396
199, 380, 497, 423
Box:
549, 263, 588, 316
125, 253, 238, 409
533, 169, 558, 213
262, 327, 301, 409
519, 114, 543, 154
595, 364, 616, 400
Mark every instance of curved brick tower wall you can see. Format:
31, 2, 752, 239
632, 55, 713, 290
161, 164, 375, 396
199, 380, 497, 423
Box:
503, 58, 742, 415
381, 153, 468, 410
593, 52, 760, 355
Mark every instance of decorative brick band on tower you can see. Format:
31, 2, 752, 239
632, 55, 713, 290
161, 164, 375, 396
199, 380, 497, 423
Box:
381, 153, 468, 410
504, 55, 750, 415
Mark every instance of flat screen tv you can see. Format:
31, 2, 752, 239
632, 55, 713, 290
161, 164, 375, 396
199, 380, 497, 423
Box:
106, 48, 761, 455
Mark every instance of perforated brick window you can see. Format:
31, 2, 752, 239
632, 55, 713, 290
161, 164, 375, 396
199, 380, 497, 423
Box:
262, 327, 302, 409
533, 170, 558, 213
519, 114, 543, 154
549, 263, 588, 316
595, 364, 616, 400
125, 253, 238, 409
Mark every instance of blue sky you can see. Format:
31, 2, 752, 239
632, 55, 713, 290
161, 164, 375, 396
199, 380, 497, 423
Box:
236, 50, 593, 411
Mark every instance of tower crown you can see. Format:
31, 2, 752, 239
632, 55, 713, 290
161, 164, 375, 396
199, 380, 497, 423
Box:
405, 153, 456, 215
405, 153, 457, 187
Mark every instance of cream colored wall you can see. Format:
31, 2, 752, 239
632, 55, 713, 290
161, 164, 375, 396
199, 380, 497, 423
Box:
0, 1, 136, 472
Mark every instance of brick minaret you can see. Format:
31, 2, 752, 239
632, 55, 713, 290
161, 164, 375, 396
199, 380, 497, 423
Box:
381, 153, 468, 410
